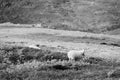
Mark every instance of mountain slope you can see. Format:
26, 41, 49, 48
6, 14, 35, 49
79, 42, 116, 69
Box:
0, 0, 120, 33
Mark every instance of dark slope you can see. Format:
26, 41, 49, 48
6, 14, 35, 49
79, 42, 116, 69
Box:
0, 0, 120, 33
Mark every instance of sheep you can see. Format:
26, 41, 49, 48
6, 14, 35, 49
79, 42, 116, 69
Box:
67, 49, 85, 61
28, 44, 41, 49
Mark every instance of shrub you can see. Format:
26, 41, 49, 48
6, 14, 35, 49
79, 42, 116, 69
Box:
84, 57, 104, 64
0, 55, 4, 63
107, 68, 120, 78
41, 51, 68, 61
9, 53, 20, 64
21, 47, 51, 61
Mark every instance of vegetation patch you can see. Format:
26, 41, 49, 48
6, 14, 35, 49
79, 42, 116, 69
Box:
1, 0, 120, 33
0, 45, 120, 80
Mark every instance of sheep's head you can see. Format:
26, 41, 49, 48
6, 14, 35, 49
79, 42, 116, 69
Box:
80, 49, 85, 56
82, 52, 85, 56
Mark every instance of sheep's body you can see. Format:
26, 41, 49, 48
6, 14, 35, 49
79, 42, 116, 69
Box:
28, 45, 41, 49
67, 49, 85, 60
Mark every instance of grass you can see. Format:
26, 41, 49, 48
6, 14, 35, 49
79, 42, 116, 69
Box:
15, 32, 120, 47
0, 45, 120, 80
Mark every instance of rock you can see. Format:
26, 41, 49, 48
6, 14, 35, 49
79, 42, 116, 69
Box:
32, 24, 41, 28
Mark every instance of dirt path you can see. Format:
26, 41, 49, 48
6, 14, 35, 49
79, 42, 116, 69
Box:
0, 27, 120, 61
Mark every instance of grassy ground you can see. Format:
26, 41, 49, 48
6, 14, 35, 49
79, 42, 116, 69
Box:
0, 27, 120, 61
21, 33, 120, 47
104, 29, 120, 35
0, 45, 120, 80
0, 25, 120, 79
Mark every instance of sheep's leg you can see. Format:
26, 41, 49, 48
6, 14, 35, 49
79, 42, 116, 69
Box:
68, 58, 71, 61
81, 56, 88, 62
69, 58, 74, 62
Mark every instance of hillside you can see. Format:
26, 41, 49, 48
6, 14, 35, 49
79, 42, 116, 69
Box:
1, 26, 120, 79
0, 0, 120, 33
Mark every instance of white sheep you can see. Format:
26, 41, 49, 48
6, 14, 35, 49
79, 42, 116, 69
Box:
67, 49, 85, 61
28, 44, 41, 49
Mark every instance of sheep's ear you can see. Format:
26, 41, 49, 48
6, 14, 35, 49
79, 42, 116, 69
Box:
81, 49, 85, 52
36, 44, 40, 47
